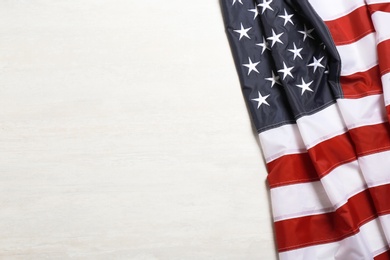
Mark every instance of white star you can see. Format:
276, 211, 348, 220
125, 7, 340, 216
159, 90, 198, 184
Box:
256, 37, 270, 54
278, 9, 294, 26
288, 43, 303, 60
243, 57, 260, 75
232, 0, 243, 5
308, 56, 325, 72
252, 91, 270, 108
265, 71, 282, 87
278, 62, 294, 80
257, 0, 274, 14
248, 7, 259, 20
234, 23, 251, 40
267, 29, 283, 47
296, 78, 314, 95
298, 25, 315, 41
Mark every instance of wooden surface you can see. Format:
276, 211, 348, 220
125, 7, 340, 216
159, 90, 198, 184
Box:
0, 1, 277, 259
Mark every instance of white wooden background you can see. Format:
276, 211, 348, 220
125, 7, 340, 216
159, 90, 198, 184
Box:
0, 1, 277, 259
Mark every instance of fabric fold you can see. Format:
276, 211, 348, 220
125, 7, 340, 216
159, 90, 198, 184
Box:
221, 0, 390, 258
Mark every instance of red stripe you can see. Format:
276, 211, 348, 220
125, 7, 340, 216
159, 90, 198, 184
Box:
349, 123, 390, 157
375, 249, 390, 260
308, 132, 356, 177
378, 39, 390, 76
325, 6, 374, 45
267, 153, 319, 188
368, 3, 390, 14
267, 133, 356, 188
387, 106, 390, 124
275, 184, 390, 252
372, 184, 390, 214
267, 123, 390, 188
340, 65, 383, 98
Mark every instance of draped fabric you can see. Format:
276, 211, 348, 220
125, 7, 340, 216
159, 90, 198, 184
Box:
221, 0, 390, 259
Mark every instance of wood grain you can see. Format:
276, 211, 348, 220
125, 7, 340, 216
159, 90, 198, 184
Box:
0, 1, 277, 259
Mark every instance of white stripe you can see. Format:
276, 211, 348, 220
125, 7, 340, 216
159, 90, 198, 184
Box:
258, 124, 305, 163
359, 150, 390, 187
337, 94, 387, 130
271, 161, 365, 221
366, 0, 390, 4
320, 161, 365, 209
359, 217, 389, 257
383, 72, 390, 106
297, 104, 346, 149
372, 11, 390, 43
337, 33, 378, 76
272, 151, 390, 221
271, 181, 333, 221
308, 0, 365, 21
378, 214, 390, 247
279, 217, 389, 260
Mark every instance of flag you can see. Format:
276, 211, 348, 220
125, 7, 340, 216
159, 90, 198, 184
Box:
221, 0, 390, 259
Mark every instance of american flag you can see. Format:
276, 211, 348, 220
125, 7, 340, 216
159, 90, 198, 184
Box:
221, 0, 390, 259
